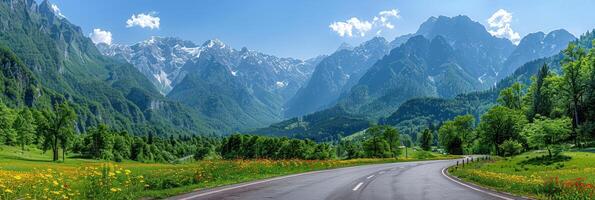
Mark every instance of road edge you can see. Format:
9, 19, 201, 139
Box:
165, 158, 459, 200
442, 166, 532, 200
165, 161, 401, 200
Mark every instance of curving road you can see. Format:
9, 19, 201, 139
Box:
167, 159, 522, 200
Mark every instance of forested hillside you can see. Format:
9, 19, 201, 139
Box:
385, 30, 595, 141
0, 0, 214, 135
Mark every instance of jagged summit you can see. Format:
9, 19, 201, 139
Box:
202, 38, 227, 49
336, 42, 353, 52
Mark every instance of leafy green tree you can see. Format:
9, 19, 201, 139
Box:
523, 117, 571, 158
438, 115, 475, 155
382, 126, 401, 157
312, 143, 333, 160
478, 106, 527, 156
84, 124, 116, 160
14, 108, 36, 152
40, 103, 77, 162
363, 136, 390, 158
498, 82, 525, 110
113, 133, 131, 162
419, 128, 433, 151
221, 134, 244, 159
499, 139, 523, 157
361, 126, 401, 158
0, 102, 16, 145
560, 44, 590, 146
338, 140, 364, 159
400, 134, 413, 148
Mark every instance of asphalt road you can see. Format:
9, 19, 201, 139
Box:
167, 158, 522, 200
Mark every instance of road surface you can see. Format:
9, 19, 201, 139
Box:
167, 158, 522, 200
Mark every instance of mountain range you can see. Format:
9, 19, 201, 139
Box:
99, 37, 323, 130
254, 16, 576, 140
0, 0, 581, 140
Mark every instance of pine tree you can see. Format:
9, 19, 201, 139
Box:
14, 108, 36, 152
0, 102, 16, 145
529, 64, 553, 120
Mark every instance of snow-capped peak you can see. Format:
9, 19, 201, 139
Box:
144, 36, 159, 45
202, 38, 226, 49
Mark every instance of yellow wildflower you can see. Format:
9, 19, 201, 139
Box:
110, 188, 118, 192
14, 175, 22, 180
53, 180, 59, 186
4, 189, 13, 193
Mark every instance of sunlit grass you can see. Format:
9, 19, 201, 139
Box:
450, 151, 595, 199
0, 145, 457, 199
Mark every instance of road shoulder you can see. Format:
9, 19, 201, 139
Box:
442, 166, 532, 200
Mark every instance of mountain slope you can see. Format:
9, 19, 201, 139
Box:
167, 58, 281, 130
385, 29, 593, 136
256, 16, 580, 141
100, 37, 318, 99
252, 106, 371, 141
415, 15, 516, 85
101, 37, 322, 131
338, 35, 483, 118
284, 37, 392, 118
0, 0, 213, 135
499, 29, 575, 77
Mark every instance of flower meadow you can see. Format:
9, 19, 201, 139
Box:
0, 158, 408, 199
0, 164, 145, 200
450, 151, 595, 200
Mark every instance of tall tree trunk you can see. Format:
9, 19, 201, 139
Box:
572, 97, 580, 147
52, 137, 59, 162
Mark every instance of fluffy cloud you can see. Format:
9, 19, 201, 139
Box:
89, 29, 113, 45
50, 3, 66, 19
126, 12, 160, 29
487, 9, 520, 44
330, 9, 400, 37
329, 17, 373, 37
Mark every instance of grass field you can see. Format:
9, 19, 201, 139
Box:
0, 145, 457, 199
449, 150, 595, 200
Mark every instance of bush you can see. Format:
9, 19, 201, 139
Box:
499, 140, 523, 157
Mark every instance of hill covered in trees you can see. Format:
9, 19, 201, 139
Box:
0, 0, 217, 136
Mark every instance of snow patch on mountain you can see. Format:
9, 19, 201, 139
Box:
97, 37, 318, 99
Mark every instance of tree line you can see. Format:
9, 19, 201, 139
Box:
1, 96, 432, 162
438, 43, 595, 157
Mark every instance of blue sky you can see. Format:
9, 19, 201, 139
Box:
47, 0, 595, 59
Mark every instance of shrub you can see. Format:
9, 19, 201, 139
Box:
499, 140, 523, 157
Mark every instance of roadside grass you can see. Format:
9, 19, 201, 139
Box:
449, 151, 595, 199
0, 145, 457, 199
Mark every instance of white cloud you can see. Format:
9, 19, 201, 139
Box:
487, 9, 520, 44
329, 17, 373, 37
50, 3, 66, 19
89, 29, 113, 45
376, 9, 400, 29
126, 12, 160, 29
329, 9, 400, 37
